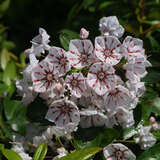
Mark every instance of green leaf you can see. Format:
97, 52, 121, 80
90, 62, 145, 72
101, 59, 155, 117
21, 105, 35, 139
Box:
0, 82, 8, 96
123, 126, 137, 140
2, 149, 22, 160
0, 48, 10, 70
59, 147, 102, 160
137, 144, 160, 160
3, 99, 21, 121
0, 0, 10, 18
59, 29, 80, 50
98, 1, 113, 10
33, 142, 48, 160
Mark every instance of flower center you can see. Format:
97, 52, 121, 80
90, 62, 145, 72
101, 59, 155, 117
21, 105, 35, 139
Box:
105, 50, 111, 56
81, 54, 87, 62
98, 72, 105, 80
71, 80, 78, 86
60, 58, 67, 64
47, 73, 53, 81
115, 151, 123, 160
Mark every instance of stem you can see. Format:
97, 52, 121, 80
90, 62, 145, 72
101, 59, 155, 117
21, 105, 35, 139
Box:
56, 136, 64, 147
113, 140, 135, 143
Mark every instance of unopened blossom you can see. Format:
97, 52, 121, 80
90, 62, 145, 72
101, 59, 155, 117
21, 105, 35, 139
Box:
16, 79, 37, 105
67, 39, 95, 69
113, 107, 135, 128
125, 55, 151, 82
53, 147, 67, 160
80, 107, 107, 128
149, 116, 156, 123
45, 99, 80, 127
99, 16, 124, 38
123, 36, 145, 60
136, 125, 156, 150
152, 123, 158, 131
47, 47, 71, 75
80, 28, 89, 39
32, 59, 58, 93
95, 36, 123, 65
103, 143, 136, 160
104, 85, 132, 113
65, 72, 86, 98
87, 62, 116, 95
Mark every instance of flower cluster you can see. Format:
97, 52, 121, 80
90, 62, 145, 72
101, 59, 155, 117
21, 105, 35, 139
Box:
15, 16, 152, 159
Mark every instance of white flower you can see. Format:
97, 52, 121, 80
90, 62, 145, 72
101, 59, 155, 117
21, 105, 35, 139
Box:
99, 16, 124, 38
136, 125, 156, 150
67, 39, 95, 69
95, 36, 123, 65
87, 62, 116, 95
103, 143, 136, 160
65, 72, 86, 98
47, 47, 71, 76
45, 99, 80, 127
123, 36, 145, 60
104, 85, 132, 113
16, 79, 37, 105
52, 147, 67, 160
32, 59, 58, 93
125, 56, 150, 82
80, 28, 89, 39
80, 107, 107, 128
113, 107, 135, 128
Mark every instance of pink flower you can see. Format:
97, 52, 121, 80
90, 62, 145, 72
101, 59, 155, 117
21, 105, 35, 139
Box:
67, 39, 95, 69
149, 116, 156, 123
45, 99, 80, 127
80, 28, 89, 39
32, 59, 58, 93
47, 47, 71, 76
87, 62, 116, 95
103, 143, 136, 160
95, 36, 123, 65
65, 73, 86, 98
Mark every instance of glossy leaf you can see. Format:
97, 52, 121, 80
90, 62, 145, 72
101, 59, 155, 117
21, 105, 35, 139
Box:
2, 149, 22, 160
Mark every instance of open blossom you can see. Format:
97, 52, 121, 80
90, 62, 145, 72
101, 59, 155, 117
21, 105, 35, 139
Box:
87, 62, 116, 95
113, 107, 135, 128
103, 143, 136, 160
123, 36, 145, 60
25, 28, 50, 56
67, 39, 95, 69
136, 125, 156, 150
32, 59, 58, 93
45, 99, 80, 127
125, 55, 151, 82
95, 36, 123, 65
65, 72, 86, 98
99, 16, 124, 38
104, 85, 132, 113
47, 47, 71, 75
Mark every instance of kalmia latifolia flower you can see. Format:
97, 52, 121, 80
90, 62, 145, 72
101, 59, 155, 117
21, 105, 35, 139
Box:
67, 39, 95, 69
80, 28, 89, 39
45, 99, 80, 127
65, 72, 86, 98
87, 62, 116, 95
47, 47, 71, 75
99, 16, 124, 38
103, 143, 136, 160
95, 36, 123, 65
32, 59, 58, 93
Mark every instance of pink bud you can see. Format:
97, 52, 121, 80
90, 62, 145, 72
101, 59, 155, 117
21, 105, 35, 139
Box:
152, 123, 158, 131
55, 83, 62, 91
149, 116, 155, 123
80, 28, 89, 39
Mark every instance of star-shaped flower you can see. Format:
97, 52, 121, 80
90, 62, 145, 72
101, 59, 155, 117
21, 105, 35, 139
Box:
65, 72, 86, 98
32, 59, 58, 93
45, 99, 80, 127
95, 36, 123, 65
67, 39, 95, 69
87, 62, 116, 95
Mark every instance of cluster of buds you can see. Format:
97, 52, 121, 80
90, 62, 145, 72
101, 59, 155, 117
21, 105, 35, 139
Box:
15, 16, 152, 159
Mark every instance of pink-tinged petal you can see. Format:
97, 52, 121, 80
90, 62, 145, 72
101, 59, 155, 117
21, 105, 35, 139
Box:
68, 39, 95, 69
45, 99, 80, 127
103, 143, 136, 160
32, 59, 58, 93
80, 28, 89, 39
47, 47, 71, 75
95, 36, 122, 65
65, 72, 86, 98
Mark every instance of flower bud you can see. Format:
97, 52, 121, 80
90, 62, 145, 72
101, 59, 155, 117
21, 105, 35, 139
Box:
152, 123, 158, 131
80, 28, 89, 39
149, 116, 155, 123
